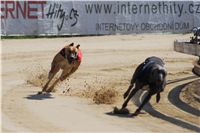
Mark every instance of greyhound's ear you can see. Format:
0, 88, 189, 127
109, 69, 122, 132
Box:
162, 68, 167, 76
76, 44, 80, 49
69, 43, 74, 46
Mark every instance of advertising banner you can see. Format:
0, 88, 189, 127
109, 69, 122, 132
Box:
1, 1, 200, 35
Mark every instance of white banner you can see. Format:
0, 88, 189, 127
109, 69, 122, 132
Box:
1, 1, 200, 35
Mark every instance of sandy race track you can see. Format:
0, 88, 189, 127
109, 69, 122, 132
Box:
2, 34, 200, 132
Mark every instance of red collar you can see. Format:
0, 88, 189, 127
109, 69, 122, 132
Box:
77, 49, 82, 62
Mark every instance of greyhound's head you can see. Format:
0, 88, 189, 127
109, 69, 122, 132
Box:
67, 43, 81, 64
149, 65, 167, 91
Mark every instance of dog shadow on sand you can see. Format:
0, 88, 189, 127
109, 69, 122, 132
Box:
25, 92, 54, 100
106, 76, 200, 132
139, 90, 200, 132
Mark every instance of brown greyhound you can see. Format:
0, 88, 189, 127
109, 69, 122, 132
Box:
38, 43, 82, 94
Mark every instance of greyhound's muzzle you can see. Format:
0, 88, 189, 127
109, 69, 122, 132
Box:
156, 74, 163, 85
68, 53, 77, 64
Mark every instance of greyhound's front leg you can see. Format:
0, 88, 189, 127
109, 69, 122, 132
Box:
132, 92, 152, 116
60, 67, 72, 81
156, 92, 161, 103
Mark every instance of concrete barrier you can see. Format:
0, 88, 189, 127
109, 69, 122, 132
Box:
174, 41, 200, 56
193, 60, 200, 76
174, 40, 200, 76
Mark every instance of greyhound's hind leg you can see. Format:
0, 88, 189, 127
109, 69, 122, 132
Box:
40, 65, 59, 93
47, 68, 71, 92
123, 84, 134, 99
124, 63, 145, 99
47, 78, 60, 92
42, 80, 51, 92
41, 74, 55, 93
122, 87, 139, 109
122, 82, 142, 109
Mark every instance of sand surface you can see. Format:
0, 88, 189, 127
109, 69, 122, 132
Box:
2, 34, 200, 132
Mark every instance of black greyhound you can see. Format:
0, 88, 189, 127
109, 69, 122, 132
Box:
121, 56, 167, 116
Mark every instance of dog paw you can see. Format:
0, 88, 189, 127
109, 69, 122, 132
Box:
131, 110, 140, 117
113, 107, 130, 114
130, 113, 138, 117
37, 91, 44, 95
